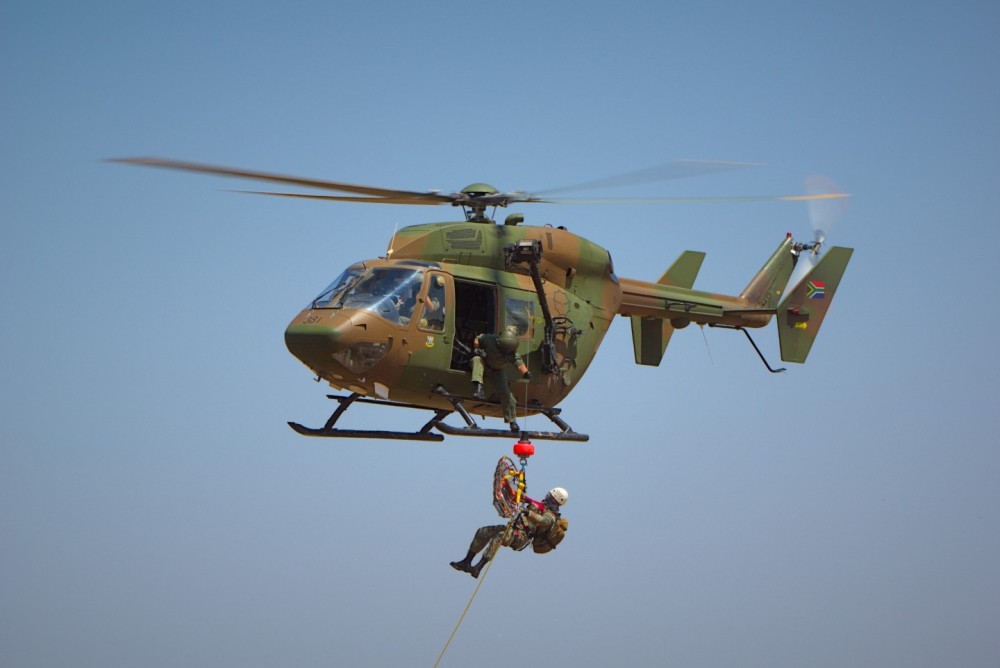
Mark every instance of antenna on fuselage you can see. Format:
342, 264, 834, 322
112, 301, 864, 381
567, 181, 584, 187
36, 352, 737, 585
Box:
386, 222, 399, 258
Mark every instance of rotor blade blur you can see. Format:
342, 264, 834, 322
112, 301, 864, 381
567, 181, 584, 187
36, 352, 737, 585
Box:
805, 174, 849, 243
110, 157, 453, 202
542, 192, 850, 205
533, 159, 764, 196
785, 252, 817, 294
235, 190, 449, 205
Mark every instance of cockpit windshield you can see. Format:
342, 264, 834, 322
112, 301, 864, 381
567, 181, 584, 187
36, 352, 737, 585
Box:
322, 267, 425, 326
313, 264, 365, 308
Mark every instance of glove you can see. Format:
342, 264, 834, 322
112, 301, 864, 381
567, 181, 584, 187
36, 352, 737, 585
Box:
523, 371, 532, 380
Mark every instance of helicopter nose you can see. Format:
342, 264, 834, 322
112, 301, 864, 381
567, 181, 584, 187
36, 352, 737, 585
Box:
286, 314, 392, 378
284, 319, 349, 368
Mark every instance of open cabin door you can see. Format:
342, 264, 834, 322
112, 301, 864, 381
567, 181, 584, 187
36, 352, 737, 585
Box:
450, 279, 497, 372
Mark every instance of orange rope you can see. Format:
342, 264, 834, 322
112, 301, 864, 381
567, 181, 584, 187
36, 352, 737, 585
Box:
433, 516, 517, 667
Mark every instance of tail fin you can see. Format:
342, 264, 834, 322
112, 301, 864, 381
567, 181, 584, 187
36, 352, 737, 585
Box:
656, 250, 705, 288
777, 247, 853, 363
630, 251, 705, 366
739, 235, 797, 309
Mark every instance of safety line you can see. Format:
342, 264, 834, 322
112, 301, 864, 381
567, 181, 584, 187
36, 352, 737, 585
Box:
433, 517, 516, 667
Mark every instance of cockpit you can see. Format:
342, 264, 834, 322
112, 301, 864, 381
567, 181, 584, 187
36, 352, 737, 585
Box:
311, 265, 445, 329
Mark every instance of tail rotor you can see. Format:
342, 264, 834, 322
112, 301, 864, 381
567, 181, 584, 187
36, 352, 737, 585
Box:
786, 175, 849, 292
777, 176, 853, 363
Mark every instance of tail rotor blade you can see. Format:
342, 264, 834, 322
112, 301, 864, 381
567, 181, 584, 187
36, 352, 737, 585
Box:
786, 251, 816, 295
805, 174, 848, 244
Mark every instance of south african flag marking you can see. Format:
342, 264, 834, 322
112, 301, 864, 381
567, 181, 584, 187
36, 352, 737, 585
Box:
806, 281, 826, 299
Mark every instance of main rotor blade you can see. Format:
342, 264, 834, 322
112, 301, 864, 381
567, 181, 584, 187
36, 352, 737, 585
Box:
542, 192, 850, 205
235, 190, 450, 205
112, 156, 848, 212
110, 157, 453, 203
533, 159, 763, 196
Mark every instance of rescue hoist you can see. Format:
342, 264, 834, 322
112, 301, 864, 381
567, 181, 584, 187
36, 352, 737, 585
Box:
436, 437, 543, 667
493, 437, 536, 518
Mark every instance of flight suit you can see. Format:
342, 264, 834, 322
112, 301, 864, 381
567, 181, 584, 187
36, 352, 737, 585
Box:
471, 333, 525, 424
465, 504, 559, 564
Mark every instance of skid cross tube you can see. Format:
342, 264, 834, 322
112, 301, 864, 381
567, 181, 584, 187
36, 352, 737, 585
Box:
288, 393, 450, 441
288, 389, 589, 441
432, 386, 589, 441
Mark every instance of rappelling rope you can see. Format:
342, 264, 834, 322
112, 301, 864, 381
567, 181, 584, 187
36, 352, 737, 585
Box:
433, 515, 518, 668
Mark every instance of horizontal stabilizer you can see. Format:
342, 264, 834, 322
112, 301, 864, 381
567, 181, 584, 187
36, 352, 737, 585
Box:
777, 247, 853, 363
658, 251, 705, 288
630, 250, 704, 366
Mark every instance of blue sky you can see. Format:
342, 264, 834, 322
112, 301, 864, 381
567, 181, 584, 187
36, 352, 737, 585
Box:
3, 1, 999, 666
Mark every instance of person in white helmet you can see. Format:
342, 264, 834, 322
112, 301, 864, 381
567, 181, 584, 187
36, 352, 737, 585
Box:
450, 487, 569, 578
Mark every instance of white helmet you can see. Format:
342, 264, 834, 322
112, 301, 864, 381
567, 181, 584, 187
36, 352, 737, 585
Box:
547, 487, 569, 506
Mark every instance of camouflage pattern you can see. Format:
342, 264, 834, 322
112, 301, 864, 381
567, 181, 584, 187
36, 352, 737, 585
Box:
284, 220, 622, 419
776, 247, 854, 362
283, 221, 852, 417
114, 158, 852, 427
464, 504, 559, 563
471, 332, 526, 423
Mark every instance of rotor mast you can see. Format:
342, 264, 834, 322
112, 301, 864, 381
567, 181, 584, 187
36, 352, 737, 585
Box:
457, 183, 501, 222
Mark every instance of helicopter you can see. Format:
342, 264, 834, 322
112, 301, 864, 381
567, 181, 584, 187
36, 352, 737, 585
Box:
113, 157, 853, 442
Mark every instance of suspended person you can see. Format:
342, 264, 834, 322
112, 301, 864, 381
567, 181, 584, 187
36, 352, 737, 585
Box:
470, 327, 530, 432
450, 487, 569, 578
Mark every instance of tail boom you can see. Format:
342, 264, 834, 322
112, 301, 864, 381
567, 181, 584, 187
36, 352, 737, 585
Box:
618, 236, 797, 329
620, 235, 850, 367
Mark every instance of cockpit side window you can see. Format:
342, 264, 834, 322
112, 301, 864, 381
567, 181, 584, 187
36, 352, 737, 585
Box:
504, 297, 535, 338
418, 274, 447, 332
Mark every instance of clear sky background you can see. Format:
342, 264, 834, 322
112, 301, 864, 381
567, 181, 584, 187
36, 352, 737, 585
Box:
3, 1, 999, 666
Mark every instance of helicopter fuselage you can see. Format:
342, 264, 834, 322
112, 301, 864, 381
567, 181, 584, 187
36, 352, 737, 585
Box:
284, 220, 623, 419
112, 156, 852, 437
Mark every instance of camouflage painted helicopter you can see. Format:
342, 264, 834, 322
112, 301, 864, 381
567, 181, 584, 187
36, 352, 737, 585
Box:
115, 158, 852, 442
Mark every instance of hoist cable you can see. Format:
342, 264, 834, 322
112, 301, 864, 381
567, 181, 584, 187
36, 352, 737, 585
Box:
432, 515, 518, 667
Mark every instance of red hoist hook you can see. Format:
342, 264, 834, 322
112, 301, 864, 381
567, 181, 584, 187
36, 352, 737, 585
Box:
511, 437, 535, 507
513, 437, 534, 461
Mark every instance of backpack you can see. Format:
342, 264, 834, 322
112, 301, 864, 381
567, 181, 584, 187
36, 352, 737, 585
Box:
532, 517, 569, 554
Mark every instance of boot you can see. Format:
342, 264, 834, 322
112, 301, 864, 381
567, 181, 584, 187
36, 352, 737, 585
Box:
472, 382, 485, 400
509, 421, 520, 433
450, 550, 475, 574
450, 556, 474, 574
469, 557, 489, 579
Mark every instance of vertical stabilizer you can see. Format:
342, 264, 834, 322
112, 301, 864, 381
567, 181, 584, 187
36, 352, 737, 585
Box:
777, 246, 853, 363
739, 236, 797, 309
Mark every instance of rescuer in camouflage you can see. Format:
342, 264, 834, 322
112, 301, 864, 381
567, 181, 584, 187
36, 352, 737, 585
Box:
471, 328, 530, 431
450, 487, 569, 578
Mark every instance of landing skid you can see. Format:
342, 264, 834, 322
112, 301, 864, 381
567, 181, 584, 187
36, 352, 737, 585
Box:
287, 388, 589, 442
432, 386, 588, 442
288, 393, 448, 441
433, 422, 588, 441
